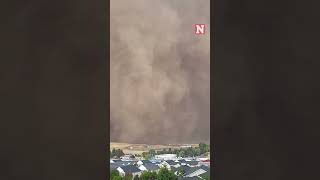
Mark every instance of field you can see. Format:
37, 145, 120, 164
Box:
110, 142, 199, 155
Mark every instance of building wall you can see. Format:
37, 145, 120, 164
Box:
116, 167, 125, 176
132, 172, 142, 177
138, 165, 147, 171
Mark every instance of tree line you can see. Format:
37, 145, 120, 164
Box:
111, 148, 125, 158
111, 167, 178, 180
142, 143, 210, 159
111, 143, 210, 160
111, 167, 209, 180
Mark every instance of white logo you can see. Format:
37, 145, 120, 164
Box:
195, 24, 206, 35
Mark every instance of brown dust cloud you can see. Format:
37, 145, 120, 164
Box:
110, 0, 210, 144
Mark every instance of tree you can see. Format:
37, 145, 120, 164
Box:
142, 152, 151, 160
194, 147, 201, 156
140, 171, 157, 180
157, 167, 178, 180
123, 173, 133, 180
185, 147, 193, 157
149, 149, 156, 156
111, 148, 116, 158
177, 169, 186, 177
178, 150, 185, 158
116, 149, 125, 157
201, 174, 210, 180
112, 176, 122, 180
142, 152, 147, 158
199, 143, 209, 155
133, 174, 140, 180
111, 148, 125, 158
110, 170, 122, 180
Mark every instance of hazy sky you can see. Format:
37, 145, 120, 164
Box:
110, 0, 210, 144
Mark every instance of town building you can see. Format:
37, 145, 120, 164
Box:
138, 163, 160, 172
117, 165, 142, 177
186, 160, 200, 167
136, 160, 151, 166
110, 154, 210, 179
154, 154, 177, 160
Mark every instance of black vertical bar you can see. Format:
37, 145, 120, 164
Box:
0, 0, 108, 179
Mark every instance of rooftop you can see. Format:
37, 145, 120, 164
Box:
119, 165, 141, 173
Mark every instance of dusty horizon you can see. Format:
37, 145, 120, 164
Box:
110, 0, 210, 144
110, 141, 210, 146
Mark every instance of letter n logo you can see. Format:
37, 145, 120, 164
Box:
195, 24, 206, 35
